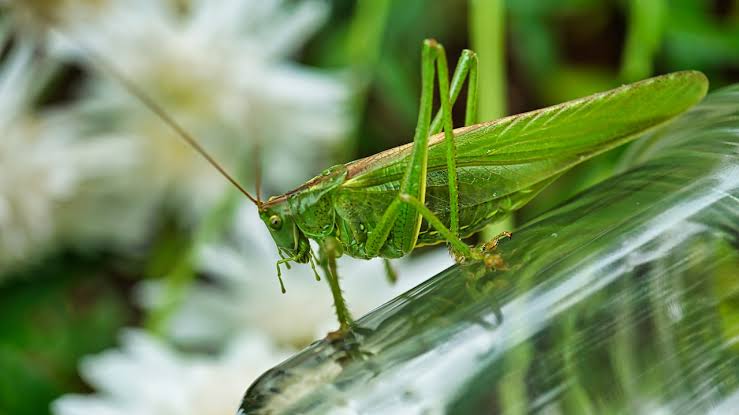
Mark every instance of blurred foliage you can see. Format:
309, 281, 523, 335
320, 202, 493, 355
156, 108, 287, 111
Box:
0, 256, 132, 415
0, 0, 737, 414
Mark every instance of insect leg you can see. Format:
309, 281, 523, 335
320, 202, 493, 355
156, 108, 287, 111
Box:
364, 199, 401, 257
274, 259, 289, 293
481, 231, 512, 270
398, 194, 474, 261
320, 237, 353, 331
431, 42, 460, 238
383, 258, 398, 284
307, 251, 322, 281
481, 231, 512, 252
430, 49, 479, 134
365, 39, 437, 256
463, 50, 479, 127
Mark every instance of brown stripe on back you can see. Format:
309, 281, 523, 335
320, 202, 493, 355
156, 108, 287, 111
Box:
344, 123, 485, 179
264, 122, 489, 207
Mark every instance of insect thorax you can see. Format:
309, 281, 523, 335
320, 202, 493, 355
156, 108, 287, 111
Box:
287, 165, 347, 239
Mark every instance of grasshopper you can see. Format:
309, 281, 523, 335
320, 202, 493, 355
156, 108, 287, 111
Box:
91, 38, 708, 333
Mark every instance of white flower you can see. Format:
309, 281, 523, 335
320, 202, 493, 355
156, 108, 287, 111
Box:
49, 0, 351, 223
0, 40, 141, 273
139, 204, 455, 348
52, 329, 288, 415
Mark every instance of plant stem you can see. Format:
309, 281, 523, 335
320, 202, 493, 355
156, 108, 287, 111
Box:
469, 0, 512, 240
469, 0, 506, 121
345, 0, 392, 75
620, 0, 665, 82
341, 0, 392, 161
145, 190, 240, 335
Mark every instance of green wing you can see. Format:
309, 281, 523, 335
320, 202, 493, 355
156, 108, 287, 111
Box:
344, 71, 707, 190
336, 71, 708, 246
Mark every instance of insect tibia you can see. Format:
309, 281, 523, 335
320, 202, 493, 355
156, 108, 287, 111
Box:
308, 253, 321, 282
274, 260, 288, 293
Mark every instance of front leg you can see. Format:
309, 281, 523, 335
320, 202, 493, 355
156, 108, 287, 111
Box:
319, 237, 353, 332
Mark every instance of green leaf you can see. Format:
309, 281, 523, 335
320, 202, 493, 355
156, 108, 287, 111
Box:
240, 84, 739, 413
620, 0, 665, 81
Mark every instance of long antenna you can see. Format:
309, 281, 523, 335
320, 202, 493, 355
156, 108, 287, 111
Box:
253, 140, 263, 205
51, 28, 262, 208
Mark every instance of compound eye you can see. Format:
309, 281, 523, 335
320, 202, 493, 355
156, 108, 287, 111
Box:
269, 215, 282, 230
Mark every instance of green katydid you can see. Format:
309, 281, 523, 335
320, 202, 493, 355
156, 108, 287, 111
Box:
92, 38, 708, 333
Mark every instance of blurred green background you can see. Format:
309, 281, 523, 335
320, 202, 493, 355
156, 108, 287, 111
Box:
0, 1, 737, 414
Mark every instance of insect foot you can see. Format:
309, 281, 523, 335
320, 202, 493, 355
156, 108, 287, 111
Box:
482, 231, 512, 253
480, 231, 512, 271
450, 247, 468, 264
325, 329, 347, 343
